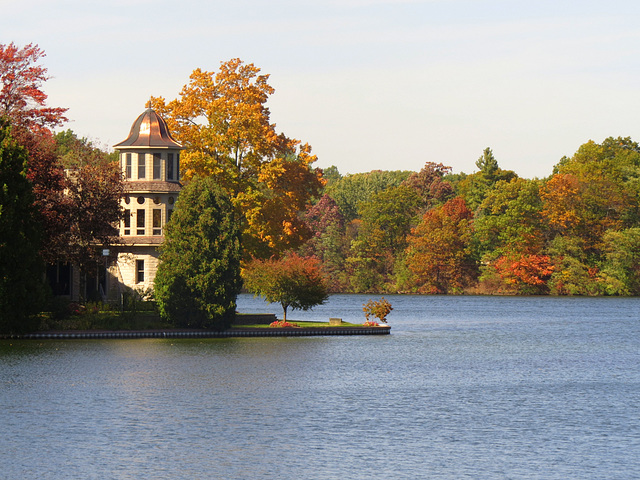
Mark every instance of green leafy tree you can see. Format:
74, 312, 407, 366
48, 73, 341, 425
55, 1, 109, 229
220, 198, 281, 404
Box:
0, 118, 45, 332
154, 176, 242, 329
455, 147, 517, 211
475, 177, 545, 257
243, 253, 329, 321
325, 169, 412, 222
600, 228, 640, 295
347, 185, 421, 292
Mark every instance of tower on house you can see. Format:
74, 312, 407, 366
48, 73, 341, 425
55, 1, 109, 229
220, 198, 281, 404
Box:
111, 107, 184, 294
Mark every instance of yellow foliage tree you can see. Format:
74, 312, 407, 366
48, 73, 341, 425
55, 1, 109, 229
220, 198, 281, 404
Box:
151, 59, 323, 258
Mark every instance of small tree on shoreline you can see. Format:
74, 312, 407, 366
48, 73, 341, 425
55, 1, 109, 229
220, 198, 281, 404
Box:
243, 253, 329, 321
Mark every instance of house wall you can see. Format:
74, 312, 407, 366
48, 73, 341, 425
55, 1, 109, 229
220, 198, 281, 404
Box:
116, 246, 160, 294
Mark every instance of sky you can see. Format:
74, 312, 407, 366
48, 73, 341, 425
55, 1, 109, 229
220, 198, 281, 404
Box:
3, 0, 640, 178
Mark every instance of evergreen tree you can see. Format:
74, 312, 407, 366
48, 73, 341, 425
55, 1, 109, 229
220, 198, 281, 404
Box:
154, 176, 242, 329
0, 118, 45, 332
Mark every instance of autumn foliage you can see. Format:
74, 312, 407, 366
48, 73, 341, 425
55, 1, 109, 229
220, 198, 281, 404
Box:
151, 59, 323, 259
362, 298, 393, 323
243, 253, 329, 321
405, 197, 477, 294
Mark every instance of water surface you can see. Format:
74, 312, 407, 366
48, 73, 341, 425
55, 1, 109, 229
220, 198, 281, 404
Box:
1, 295, 639, 479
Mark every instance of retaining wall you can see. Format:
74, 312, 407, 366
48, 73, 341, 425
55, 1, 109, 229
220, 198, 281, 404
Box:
1, 326, 390, 340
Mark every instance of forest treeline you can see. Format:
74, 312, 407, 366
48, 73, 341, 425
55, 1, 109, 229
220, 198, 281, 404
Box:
305, 140, 640, 296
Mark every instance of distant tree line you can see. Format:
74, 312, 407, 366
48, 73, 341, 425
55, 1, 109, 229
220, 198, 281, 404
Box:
304, 141, 640, 296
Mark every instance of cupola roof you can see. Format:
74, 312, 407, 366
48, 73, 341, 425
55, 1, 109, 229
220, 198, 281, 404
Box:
114, 107, 184, 149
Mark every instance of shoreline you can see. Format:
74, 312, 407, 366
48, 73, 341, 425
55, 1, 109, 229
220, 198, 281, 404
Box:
0, 325, 391, 340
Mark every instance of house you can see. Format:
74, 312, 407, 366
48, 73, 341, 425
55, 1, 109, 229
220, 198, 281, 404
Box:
109, 107, 185, 298
45, 106, 184, 303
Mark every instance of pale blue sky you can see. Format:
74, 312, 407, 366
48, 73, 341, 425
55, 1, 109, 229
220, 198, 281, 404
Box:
3, 0, 640, 178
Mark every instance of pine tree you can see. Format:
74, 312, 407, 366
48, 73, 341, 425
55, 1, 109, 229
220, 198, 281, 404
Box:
154, 176, 242, 329
0, 118, 45, 332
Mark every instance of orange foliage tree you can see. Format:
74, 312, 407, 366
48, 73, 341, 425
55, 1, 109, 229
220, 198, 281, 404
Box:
405, 197, 478, 293
151, 59, 323, 259
493, 254, 554, 294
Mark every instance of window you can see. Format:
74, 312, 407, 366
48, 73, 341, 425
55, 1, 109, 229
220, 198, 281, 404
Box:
138, 153, 146, 179
176, 153, 180, 180
123, 209, 130, 235
153, 153, 161, 180
167, 153, 174, 180
137, 209, 145, 235
153, 209, 162, 235
125, 153, 132, 179
136, 260, 145, 283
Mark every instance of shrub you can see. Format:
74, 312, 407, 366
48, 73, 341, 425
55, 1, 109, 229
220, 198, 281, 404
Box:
269, 320, 300, 328
363, 297, 393, 323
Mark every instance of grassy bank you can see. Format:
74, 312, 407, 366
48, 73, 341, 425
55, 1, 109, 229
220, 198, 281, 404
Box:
34, 307, 361, 332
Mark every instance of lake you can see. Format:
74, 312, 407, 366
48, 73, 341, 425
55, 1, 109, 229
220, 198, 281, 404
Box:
1, 294, 639, 479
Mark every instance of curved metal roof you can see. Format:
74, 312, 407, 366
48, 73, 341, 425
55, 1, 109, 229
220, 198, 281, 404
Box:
114, 108, 184, 149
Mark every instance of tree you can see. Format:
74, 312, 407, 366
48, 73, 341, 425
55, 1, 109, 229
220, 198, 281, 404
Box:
52, 130, 124, 269
405, 197, 477, 293
300, 194, 349, 291
475, 177, 545, 257
243, 253, 329, 321
347, 185, 421, 292
401, 162, 454, 211
0, 43, 67, 132
492, 254, 554, 295
599, 228, 640, 295
455, 147, 517, 211
541, 138, 640, 256
325, 169, 412, 222
151, 59, 323, 259
154, 176, 242, 329
0, 118, 45, 332
1, 42, 69, 260
475, 147, 499, 181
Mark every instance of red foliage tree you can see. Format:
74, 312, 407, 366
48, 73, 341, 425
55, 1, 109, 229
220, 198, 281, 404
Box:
493, 254, 554, 294
243, 253, 329, 321
0, 43, 67, 131
1, 43, 123, 269
402, 162, 454, 210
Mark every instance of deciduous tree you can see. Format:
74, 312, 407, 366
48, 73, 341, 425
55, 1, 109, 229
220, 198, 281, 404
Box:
325, 169, 412, 222
243, 253, 328, 321
301, 194, 349, 291
0, 42, 67, 132
600, 228, 640, 295
405, 197, 477, 293
401, 162, 454, 211
52, 130, 124, 269
151, 59, 323, 258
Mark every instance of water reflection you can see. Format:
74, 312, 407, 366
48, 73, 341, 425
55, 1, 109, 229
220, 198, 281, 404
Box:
1, 295, 639, 479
